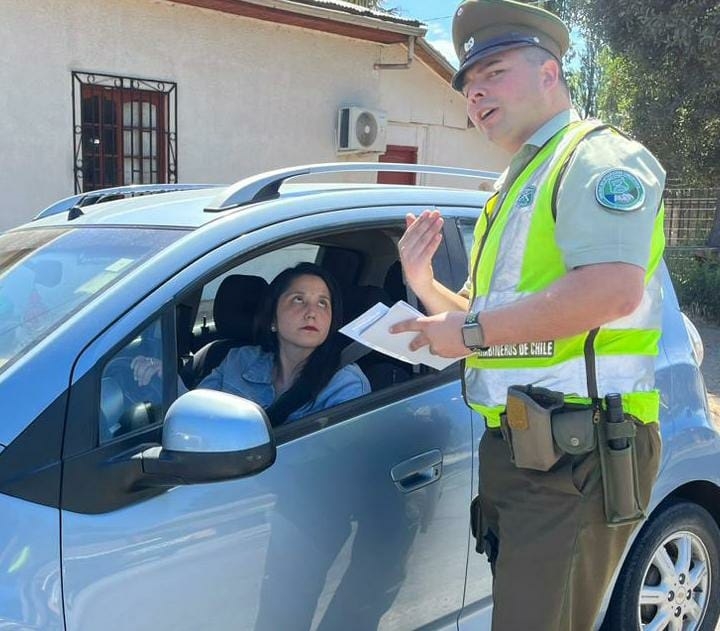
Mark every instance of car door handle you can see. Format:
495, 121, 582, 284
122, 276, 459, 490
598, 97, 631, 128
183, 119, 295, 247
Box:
390, 449, 443, 493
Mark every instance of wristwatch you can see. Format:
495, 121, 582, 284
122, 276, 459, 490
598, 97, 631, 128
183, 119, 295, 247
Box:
462, 312, 488, 351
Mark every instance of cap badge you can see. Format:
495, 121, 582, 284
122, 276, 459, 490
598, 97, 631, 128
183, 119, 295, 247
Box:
464, 37, 475, 53
596, 169, 646, 212
457, 7, 463, 16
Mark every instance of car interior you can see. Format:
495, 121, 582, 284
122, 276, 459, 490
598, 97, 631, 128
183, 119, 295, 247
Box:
98, 224, 457, 444
176, 227, 422, 394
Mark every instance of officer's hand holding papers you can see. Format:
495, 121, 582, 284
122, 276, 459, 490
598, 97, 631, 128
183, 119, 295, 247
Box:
339, 300, 459, 371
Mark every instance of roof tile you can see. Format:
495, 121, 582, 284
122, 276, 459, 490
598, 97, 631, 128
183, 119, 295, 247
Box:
289, 0, 423, 27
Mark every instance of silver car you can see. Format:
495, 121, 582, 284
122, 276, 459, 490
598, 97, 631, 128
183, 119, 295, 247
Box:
0, 164, 718, 630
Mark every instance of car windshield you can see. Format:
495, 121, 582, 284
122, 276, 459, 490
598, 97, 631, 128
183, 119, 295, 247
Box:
0, 226, 185, 372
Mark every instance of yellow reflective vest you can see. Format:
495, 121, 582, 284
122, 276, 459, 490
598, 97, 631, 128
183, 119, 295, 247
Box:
464, 120, 665, 428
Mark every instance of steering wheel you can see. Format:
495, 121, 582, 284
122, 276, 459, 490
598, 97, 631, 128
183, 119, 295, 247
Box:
100, 356, 162, 439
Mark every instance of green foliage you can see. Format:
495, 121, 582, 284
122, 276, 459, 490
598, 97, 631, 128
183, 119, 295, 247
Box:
531, 0, 719, 185
595, 50, 638, 129
564, 34, 603, 118
522, 1, 604, 118
588, 1, 719, 74
576, 0, 720, 186
668, 255, 720, 323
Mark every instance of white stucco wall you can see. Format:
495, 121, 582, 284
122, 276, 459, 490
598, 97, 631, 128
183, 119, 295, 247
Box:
0, 0, 506, 230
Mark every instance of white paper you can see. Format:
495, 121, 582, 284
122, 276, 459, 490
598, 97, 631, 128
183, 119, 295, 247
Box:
339, 300, 457, 371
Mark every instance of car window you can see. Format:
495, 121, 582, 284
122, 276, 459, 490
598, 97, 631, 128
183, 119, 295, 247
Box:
99, 317, 167, 444
193, 243, 319, 331
457, 219, 475, 261
0, 226, 184, 374
176, 223, 454, 432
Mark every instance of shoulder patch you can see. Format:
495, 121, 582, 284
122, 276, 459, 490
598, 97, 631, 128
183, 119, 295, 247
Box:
595, 169, 645, 211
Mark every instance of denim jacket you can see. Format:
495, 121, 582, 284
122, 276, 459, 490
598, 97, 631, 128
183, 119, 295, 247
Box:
197, 345, 371, 422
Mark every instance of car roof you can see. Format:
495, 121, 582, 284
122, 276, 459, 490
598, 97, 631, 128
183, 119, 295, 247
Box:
22, 163, 499, 231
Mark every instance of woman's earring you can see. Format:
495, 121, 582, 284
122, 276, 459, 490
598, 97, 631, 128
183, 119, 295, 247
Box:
270, 324, 277, 332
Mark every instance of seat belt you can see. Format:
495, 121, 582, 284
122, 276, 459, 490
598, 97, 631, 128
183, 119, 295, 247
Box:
339, 340, 373, 369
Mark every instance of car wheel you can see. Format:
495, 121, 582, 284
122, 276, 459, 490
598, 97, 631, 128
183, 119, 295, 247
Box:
604, 500, 720, 630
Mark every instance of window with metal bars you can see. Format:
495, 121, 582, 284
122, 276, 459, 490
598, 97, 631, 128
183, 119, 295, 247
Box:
72, 71, 177, 193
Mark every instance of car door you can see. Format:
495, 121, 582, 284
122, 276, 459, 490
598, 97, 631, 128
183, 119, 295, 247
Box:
443, 211, 496, 629
60, 210, 474, 631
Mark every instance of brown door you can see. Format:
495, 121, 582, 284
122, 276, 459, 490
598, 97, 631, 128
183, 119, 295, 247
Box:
378, 145, 418, 185
80, 84, 167, 191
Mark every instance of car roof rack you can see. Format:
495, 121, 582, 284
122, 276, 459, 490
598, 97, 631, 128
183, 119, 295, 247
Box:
34, 183, 219, 221
204, 162, 499, 212
74, 183, 215, 205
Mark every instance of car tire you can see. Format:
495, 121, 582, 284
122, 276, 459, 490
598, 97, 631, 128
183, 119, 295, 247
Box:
603, 499, 720, 631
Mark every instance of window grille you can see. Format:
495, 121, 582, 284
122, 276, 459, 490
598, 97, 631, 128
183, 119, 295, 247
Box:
72, 71, 177, 193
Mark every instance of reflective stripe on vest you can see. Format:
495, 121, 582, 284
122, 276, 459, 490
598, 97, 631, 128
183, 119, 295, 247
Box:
464, 120, 665, 428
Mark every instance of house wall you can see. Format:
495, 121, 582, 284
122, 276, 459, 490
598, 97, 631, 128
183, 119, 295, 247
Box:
0, 0, 507, 230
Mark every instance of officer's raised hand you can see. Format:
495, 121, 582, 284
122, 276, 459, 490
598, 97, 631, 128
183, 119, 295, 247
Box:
397, 209, 444, 295
397, 209, 469, 315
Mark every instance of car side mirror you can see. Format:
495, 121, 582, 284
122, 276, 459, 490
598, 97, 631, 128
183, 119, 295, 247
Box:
140, 389, 276, 485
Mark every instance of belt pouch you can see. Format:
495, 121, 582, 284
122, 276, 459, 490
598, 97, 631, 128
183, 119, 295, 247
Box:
469, 495, 484, 553
597, 413, 645, 526
551, 408, 596, 455
505, 385, 564, 471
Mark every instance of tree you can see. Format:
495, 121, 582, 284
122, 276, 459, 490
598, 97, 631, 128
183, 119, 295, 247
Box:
522, 1, 605, 118
564, 33, 603, 118
528, 0, 719, 185
573, 0, 720, 185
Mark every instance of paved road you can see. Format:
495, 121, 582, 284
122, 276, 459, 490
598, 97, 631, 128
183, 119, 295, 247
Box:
696, 319, 720, 424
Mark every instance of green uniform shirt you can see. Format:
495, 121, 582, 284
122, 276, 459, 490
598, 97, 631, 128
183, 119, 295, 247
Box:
461, 109, 666, 296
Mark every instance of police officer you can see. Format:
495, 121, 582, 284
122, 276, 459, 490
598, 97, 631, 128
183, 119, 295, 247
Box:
391, 0, 665, 628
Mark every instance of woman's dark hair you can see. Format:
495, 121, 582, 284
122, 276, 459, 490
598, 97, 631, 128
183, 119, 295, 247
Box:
255, 262, 343, 426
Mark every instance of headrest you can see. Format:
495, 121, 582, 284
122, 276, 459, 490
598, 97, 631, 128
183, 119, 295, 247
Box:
383, 261, 405, 304
343, 285, 393, 323
213, 274, 268, 340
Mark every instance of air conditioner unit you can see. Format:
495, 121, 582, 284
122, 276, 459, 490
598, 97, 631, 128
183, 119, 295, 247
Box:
337, 106, 387, 153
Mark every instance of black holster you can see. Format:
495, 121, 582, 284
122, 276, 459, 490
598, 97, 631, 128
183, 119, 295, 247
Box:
596, 406, 645, 526
470, 495, 484, 554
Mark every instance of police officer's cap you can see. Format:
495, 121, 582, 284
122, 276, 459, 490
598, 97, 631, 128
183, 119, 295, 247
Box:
451, 0, 570, 92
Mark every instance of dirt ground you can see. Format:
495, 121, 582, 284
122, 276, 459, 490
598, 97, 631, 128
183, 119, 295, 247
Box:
695, 319, 720, 425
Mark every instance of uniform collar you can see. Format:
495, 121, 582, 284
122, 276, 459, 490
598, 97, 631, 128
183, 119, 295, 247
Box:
494, 109, 580, 191
525, 108, 580, 149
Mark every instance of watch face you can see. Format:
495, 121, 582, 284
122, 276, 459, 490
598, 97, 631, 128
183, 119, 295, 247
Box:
462, 323, 483, 349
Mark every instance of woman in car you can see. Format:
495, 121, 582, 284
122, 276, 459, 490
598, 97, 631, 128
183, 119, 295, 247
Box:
134, 262, 370, 426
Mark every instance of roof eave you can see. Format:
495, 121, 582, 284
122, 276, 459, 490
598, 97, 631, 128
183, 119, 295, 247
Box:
169, 0, 426, 44
415, 38, 456, 84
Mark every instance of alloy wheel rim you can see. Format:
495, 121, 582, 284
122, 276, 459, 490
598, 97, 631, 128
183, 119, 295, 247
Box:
637, 530, 711, 630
